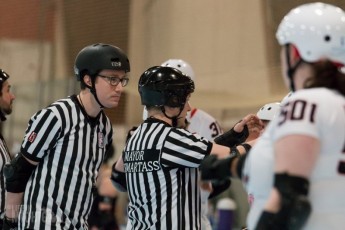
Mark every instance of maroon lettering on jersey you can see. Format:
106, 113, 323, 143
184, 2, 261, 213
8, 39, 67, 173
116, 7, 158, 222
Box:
28, 132, 37, 143
98, 132, 104, 148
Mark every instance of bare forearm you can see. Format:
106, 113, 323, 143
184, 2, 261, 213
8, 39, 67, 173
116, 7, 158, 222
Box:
5, 192, 24, 219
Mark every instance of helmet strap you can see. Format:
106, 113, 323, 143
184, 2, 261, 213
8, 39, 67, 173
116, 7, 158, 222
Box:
285, 44, 303, 92
160, 105, 184, 128
85, 75, 105, 109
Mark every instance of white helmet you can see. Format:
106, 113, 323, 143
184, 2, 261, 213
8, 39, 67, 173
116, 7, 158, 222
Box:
257, 102, 281, 121
276, 2, 345, 65
161, 59, 195, 80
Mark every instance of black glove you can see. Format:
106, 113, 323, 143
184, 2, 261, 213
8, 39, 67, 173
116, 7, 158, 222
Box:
3, 216, 18, 230
200, 155, 233, 181
214, 125, 249, 148
97, 210, 115, 228
209, 179, 231, 199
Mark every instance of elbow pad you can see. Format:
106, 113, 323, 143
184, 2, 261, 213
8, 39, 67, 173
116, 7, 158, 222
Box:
255, 173, 311, 230
200, 155, 235, 181
111, 167, 127, 192
274, 173, 311, 229
4, 153, 36, 193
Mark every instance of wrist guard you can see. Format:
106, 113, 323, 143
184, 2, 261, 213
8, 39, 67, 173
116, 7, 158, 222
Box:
237, 143, 252, 153
3, 216, 18, 230
111, 165, 127, 192
214, 125, 249, 148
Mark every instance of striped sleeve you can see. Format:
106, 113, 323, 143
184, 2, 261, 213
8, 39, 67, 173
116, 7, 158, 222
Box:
161, 128, 212, 168
21, 108, 61, 162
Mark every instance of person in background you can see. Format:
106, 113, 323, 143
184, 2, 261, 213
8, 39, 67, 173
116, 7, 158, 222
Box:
256, 102, 280, 129
160, 59, 223, 140
89, 144, 119, 230
241, 101, 282, 213
0, 69, 15, 229
255, 3, 345, 229
161, 59, 225, 229
3, 43, 130, 229
200, 100, 284, 229
207, 104, 269, 229
200, 2, 345, 230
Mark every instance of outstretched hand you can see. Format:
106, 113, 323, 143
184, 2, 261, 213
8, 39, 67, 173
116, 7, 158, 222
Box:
234, 114, 264, 141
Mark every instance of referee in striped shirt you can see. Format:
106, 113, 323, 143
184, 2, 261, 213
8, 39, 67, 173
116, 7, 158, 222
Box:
3, 43, 130, 230
0, 69, 15, 228
112, 66, 244, 230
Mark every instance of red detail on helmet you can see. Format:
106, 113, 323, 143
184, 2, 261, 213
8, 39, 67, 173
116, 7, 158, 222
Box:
291, 45, 301, 59
190, 108, 197, 118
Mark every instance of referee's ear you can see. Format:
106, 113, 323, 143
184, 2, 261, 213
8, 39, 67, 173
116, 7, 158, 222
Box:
83, 75, 92, 87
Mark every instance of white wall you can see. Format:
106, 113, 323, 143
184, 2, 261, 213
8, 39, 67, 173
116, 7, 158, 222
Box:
126, 0, 287, 126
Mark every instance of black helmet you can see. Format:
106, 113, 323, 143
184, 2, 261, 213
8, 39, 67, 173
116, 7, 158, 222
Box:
74, 43, 130, 81
138, 66, 195, 108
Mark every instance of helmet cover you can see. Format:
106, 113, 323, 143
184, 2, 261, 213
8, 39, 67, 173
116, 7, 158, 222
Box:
138, 66, 195, 107
276, 2, 345, 65
257, 102, 281, 121
161, 59, 195, 80
74, 43, 130, 81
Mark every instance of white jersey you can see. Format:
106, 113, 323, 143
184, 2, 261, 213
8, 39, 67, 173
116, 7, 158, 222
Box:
244, 88, 345, 230
242, 123, 274, 229
187, 108, 223, 141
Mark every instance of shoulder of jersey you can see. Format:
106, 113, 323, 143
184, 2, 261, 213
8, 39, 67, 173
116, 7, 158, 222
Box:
190, 108, 218, 121
292, 88, 338, 104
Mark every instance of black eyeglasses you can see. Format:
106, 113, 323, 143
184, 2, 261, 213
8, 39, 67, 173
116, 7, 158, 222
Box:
98, 74, 129, 87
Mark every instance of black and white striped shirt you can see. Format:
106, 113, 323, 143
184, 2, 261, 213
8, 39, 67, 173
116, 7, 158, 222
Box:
0, 132, 11, 219
18, 95, 113, 230
123, 118, 212, 230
